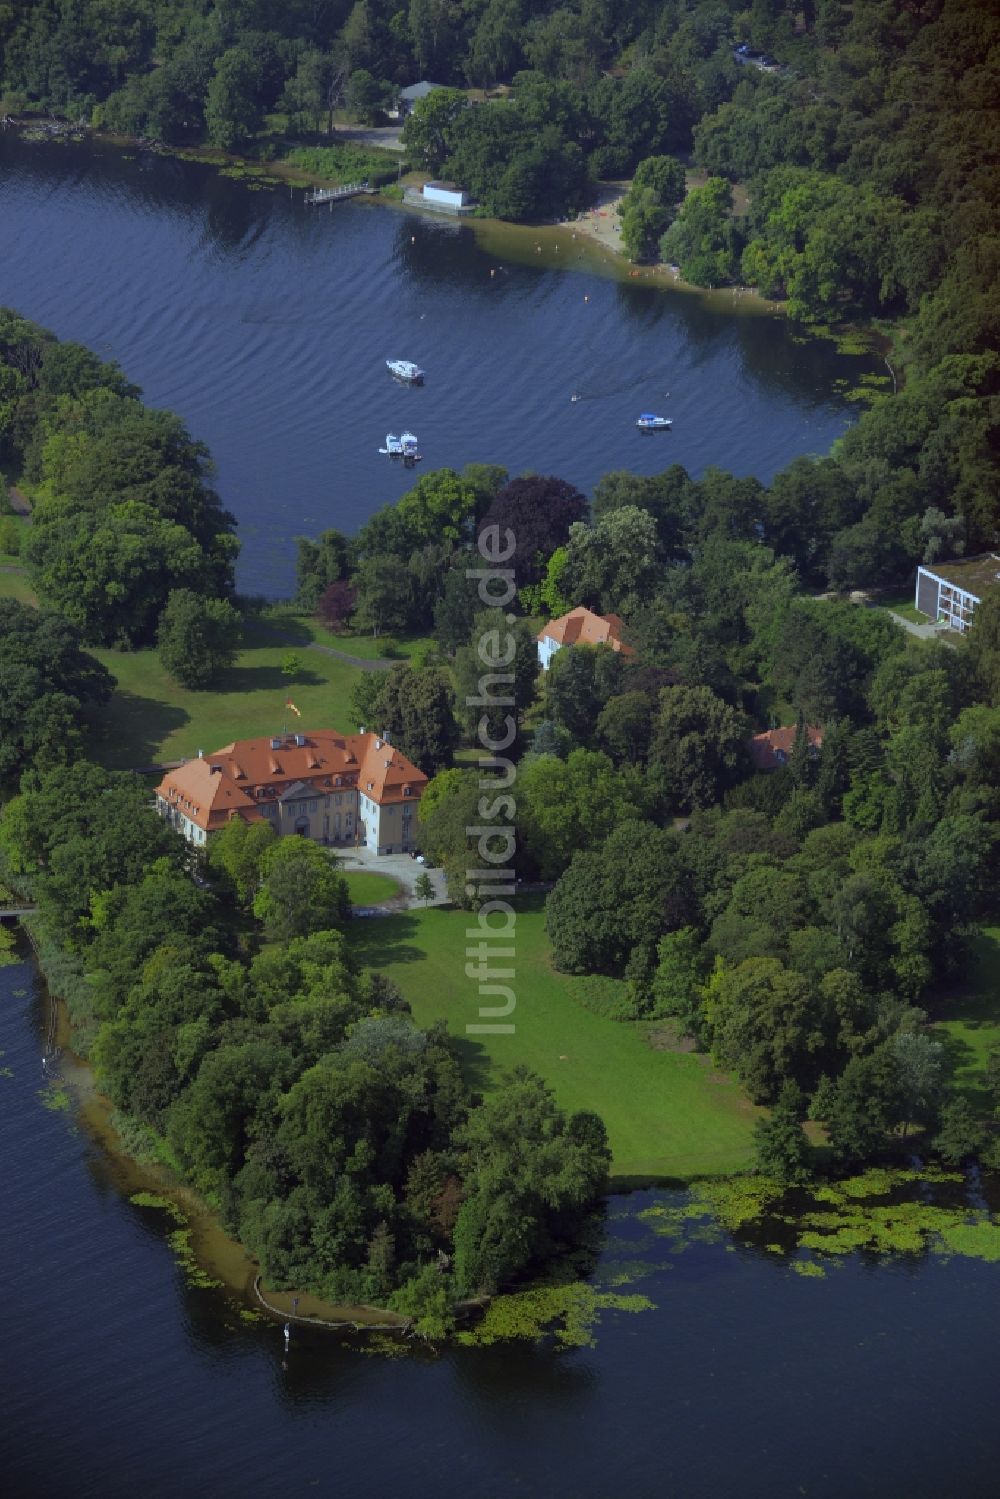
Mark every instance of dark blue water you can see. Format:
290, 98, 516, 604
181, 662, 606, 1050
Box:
3, 942, 1000, 1498
0, 134, 871, 596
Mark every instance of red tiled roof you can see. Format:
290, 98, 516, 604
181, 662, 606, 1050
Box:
155, 730, 427, 833
537, 606, 635, 656
748, 724, 823, 772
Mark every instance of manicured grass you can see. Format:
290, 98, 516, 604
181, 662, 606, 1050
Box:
342, 871, 400, 904
347, 897, 758, 1182
295, 615, 431, 661
88, 612, 366, 770
878, 592, 928, 625
933, 925, 1000, 1111
0, 567, 38, 606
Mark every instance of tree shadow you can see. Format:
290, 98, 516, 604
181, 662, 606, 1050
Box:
216, 662, 324, 694
345, 910, 426, 967
242, 613, 313, 649
86, 691, 188, 770
443, 1033, 493, 1095
937, 1027, 992, 1112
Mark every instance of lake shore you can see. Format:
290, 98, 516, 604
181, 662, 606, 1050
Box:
39, 964, 409, 1333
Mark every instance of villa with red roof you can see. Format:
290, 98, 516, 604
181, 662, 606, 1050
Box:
748, 724, 824, 772
155, 729, 426, 855
537, 606, 636, 670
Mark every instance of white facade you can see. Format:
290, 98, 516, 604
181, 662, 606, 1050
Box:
537, 634, 561, 670
423, 182, 469, 208
915, 566, 981, 633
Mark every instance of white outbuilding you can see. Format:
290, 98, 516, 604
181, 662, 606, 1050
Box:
422, 181, 471, 209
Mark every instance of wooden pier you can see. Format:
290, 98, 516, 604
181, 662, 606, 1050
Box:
304, 181, 373, 205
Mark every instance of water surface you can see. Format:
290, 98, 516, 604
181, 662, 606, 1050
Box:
0, 134, 870, 595
3, 943, 1000, 1498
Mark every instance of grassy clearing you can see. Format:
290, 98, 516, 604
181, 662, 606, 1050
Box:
0, 567, 38, 606
347, 897, 757, 1182
343, 871, 400, 904
933, 925, 1000, 1110
88, 611, 365, 770
878, 592, 928, 625
293, 615, 430, 661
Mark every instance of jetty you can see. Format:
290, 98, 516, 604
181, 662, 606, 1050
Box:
304, 181, 373, 205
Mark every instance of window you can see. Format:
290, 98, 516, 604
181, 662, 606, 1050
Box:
308, 801, 317, 813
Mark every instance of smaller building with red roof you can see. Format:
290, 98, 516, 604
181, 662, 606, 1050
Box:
748, 724, 824, 773
537, 606, 635, 670
155, 729, 426, 855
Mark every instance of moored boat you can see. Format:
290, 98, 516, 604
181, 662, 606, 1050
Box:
387, 359, 425, 383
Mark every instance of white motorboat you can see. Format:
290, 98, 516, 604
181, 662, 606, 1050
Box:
379, 431, 422, 461
387, 359, 425, 383
636, 413, 672, 430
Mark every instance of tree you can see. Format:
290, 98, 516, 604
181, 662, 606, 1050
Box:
401, 87, 468, 172
453, 612, 538, 753
477, 476, 587, 588
0, 761, 182, 943
659, 177, 740, 285
545, 643, 627, 746
296, 529, 349, 610
648, 685, 748, 811
0, 600, 114, 791
156, 589, 241, 689
752, 1080, 812, 1183
518, 749, 643, 881
371, 663, 458, 775
620, 155, 687, 262
281, 652, 304, 682
414, 871, 434, 904
561, 507, 661, 616
705, 956, 830, 1103
252, 839, 350, 942
648, 927, 710, 1036
452, 1068, 609, 1295
933, 1097, 988, 1165
207, 818, 277, 905
317, 579, 357, 632
204, 48, 263, 150
545, 820, 694, 973
345, 69, 385, 126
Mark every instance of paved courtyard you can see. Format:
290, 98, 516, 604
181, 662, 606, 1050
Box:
334, 844, 449, 909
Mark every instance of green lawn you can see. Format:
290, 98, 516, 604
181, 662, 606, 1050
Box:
88, 612, 366, 770
347, 898, 758, 1183
0, 567, 38, 606
878, 592, 928, 625
343, 871, 401, 905
295, 616, 431, 661
933, 925, 1000, 1111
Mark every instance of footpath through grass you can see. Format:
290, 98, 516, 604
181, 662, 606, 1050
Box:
933, 925, 1000, 1111
348, 898, 757, 1182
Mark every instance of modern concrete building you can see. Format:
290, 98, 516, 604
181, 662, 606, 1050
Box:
155, 730, 426, 855
537, 607, 636, 670
914, 554, 1000, 634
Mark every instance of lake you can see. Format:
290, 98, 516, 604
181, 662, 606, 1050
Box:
4, 942, 1000, 1498
0, 133, 872, 597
